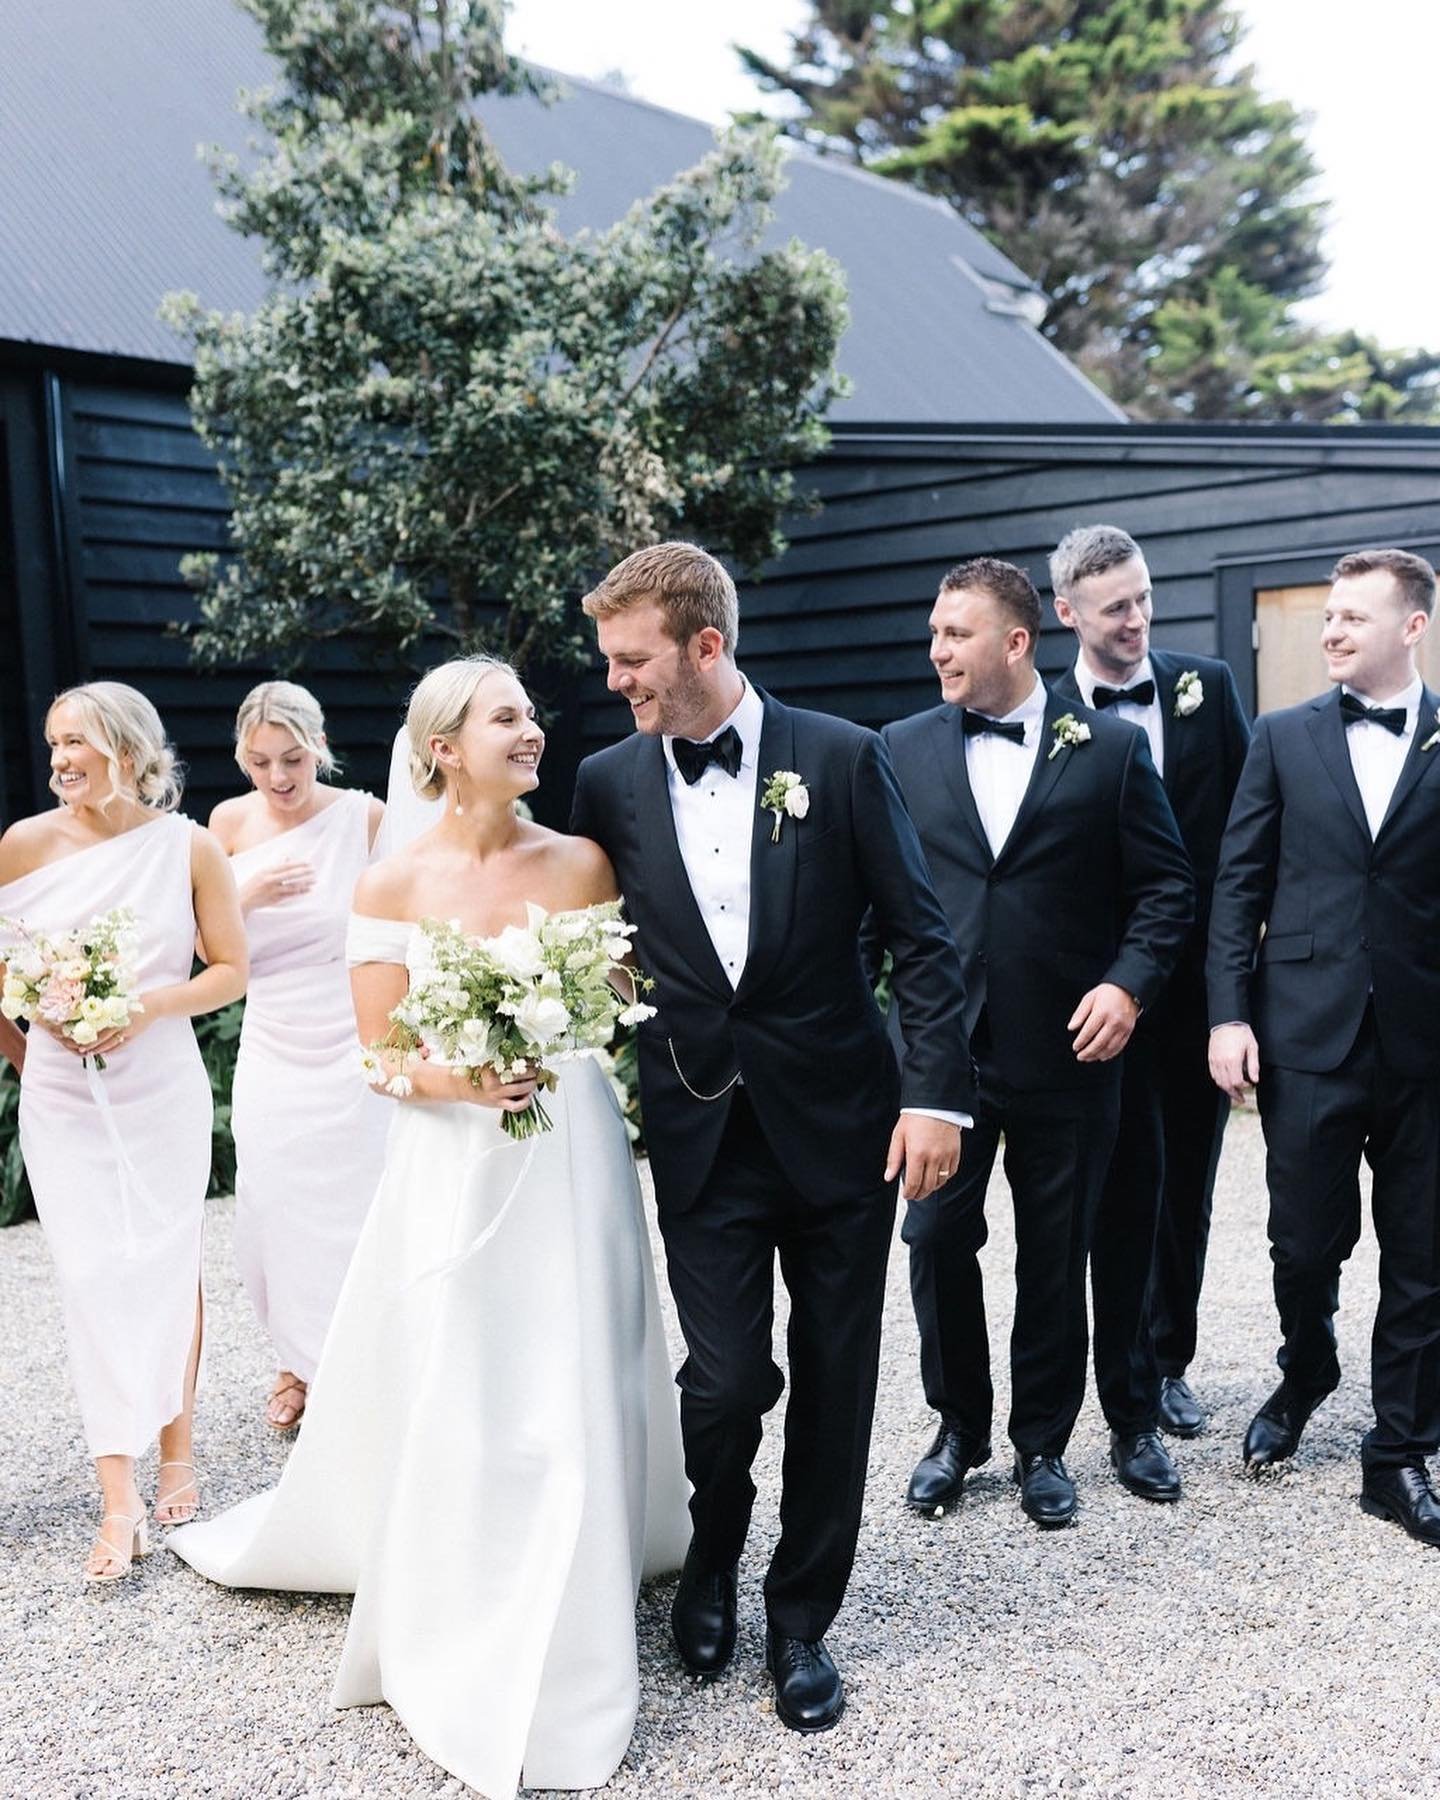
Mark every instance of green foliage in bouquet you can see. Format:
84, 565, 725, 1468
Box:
163, 0, 848, 677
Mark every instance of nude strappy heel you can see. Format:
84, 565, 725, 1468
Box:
153, 1460, 200, 1526
84, 1511, 150, 1583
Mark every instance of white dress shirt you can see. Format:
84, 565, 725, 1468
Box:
663, 677, 970, 1131
663, 679, 763, 988
965, 676, 1047, 858
1343, 677, 1422, 839
1072, 653, 1164, 776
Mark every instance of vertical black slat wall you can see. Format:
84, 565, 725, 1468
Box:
65, 378, 416, 822
578, 425, 1440, 755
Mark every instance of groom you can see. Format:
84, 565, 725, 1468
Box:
572, 542, 974, 1732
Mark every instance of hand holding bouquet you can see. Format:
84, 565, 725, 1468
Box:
362, 902, 656, 1140
1, 906, 144, 1069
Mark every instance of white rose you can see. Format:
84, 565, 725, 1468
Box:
80, 995, 109, 1022
513, 992, 569, 1047
59, 958, 90, 982
784, 784, 810, 819
488, 926, 546, 983
1, 992, 25, 1021
70, 1020, 99, 1046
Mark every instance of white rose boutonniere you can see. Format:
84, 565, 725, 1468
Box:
1047, 714, 1092, 762
761, 769, 809, 843
1174, 670, 1204, 717
1421, 707, 1440, 752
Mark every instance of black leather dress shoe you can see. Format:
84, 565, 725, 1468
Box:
765, 1627, 844, 1732
1242, 1382, 1323, 1472
671, 1550, 738, 1678
1013, 1452, 1078, 1527
1159, 1375, 1206, 1438
1360, 1463, 1440, 1547
905, 1421, 993, 1514
1110, 1430, 1183, 1502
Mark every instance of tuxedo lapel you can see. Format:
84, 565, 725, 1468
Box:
938, 706, 993, 863
630, 735, 732, 998
734, 692, 797, 1001
1377, 685, 1440, 842
996, 686, 1082, 865
1304, 690, 1371, 844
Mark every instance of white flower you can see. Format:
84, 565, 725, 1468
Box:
761, 769, 810, 843
70, 1020, 99, 1046
1047, 714, 1092, 760
358, 1047, 385, 1084
79, 995, 109, 1022
385, 1074, 414, 1098
488, 924, 546, 983
1173, 671, 1204, 718
1422, 707, 1440, 752
513, 991, 570, 1047
617, 1001, 658, 1027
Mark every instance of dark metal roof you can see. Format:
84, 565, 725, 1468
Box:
0, 1, 1121, 425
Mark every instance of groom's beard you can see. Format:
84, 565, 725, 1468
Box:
648, 660, 714, 739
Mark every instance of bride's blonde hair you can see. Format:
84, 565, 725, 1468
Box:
46, 682, 182, 812
405, 656, 519, 801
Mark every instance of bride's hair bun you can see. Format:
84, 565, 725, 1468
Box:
47, 682, 183, 812
405, 656, 519, 801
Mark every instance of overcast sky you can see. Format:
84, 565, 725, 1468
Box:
506, 0, 1439, 349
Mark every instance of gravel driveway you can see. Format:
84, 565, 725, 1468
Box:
2, 1109, 1436, 1798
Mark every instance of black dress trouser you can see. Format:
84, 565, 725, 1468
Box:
1091, 970, 1230, 1431
1257, 1005, 1440, 1470
904, 1032, 1121, 1459
657, 1089, 895, 1642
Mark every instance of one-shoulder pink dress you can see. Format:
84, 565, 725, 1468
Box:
0, 813, 212, 1457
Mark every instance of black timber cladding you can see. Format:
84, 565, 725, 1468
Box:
4, 373, 1440, 827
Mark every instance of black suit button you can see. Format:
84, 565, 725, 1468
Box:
1360, 936, 1370, 951
976, 951, 988, 965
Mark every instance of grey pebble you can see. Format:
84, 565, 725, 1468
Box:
1, 1111, 1437, 1796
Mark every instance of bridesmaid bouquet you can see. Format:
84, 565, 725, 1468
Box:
362, 902, 656, 1140
0, 906, 143, 1069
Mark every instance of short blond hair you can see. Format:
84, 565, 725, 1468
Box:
405, 656, 519, 801
47, 682, 182, 812
234, 680, 338, 775
581, 542, 739, 654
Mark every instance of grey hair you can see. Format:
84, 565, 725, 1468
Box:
1049, 525, 1143, 597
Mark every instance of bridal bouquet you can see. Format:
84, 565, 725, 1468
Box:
362, 902, 656, 1140
0, 906, 144, 1069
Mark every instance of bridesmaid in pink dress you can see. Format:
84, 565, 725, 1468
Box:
0, 683, 247, 1581
209, 681, 387, 1431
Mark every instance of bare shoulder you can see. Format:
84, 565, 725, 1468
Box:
207, 792, 252, 849
353, 851, 418, 918
0, 811, 63, 883
527, 823, 619, 907
188, 820, 234, 881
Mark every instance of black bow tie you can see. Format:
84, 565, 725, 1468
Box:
962, 711, 1026, 746
1339, 692, 1407, 736
672, 724, 743, 785
1091, 679, 1155, 710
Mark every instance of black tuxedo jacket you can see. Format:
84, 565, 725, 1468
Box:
880, 686, 1195, 1092
571, 690, 975, 1212
1207, 684, 1440, 1077
1052, 649, 1250, 965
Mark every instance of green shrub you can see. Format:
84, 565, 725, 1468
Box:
0, 1063, 34, 1227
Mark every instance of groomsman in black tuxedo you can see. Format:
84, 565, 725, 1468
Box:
1050, 525, 1251, 1491
1209, 548, 1440, 1544
571, 543, 974, 1729
881, 557, 1193, 1527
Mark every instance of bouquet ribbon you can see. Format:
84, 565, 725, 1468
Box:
84, 1059, 159, 1260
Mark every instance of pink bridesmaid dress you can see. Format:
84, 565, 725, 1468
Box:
0, 813, 211, 1456
228, 789, 390, 1383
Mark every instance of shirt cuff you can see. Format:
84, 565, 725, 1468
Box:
1209, 1021, 1248, 1033
901, 1106, 974, 1131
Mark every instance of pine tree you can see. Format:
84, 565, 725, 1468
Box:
742, 0, 1438, 420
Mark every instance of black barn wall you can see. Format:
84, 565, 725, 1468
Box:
5, 366, 1440, 826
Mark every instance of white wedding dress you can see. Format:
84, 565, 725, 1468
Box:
170, 914, 690, 1799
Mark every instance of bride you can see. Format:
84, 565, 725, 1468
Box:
171, 655, 690, 1797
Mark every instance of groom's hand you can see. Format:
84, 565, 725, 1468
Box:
886, 1116, 962, 1201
